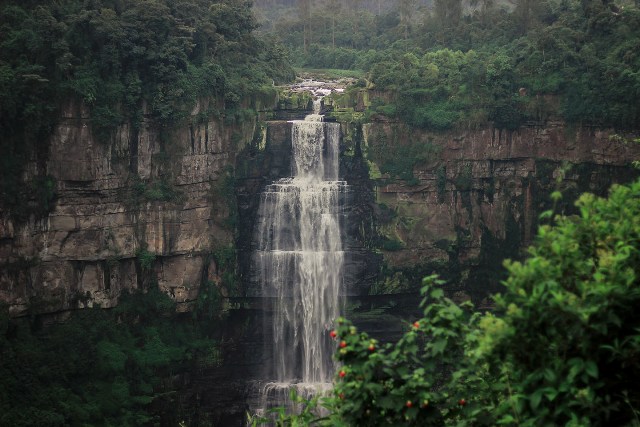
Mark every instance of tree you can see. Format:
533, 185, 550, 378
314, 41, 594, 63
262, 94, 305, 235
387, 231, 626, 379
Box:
325, 0, 341, 48
349, 0, 365, 48
297, 0, 312, 52
398, 0, 418, 39
433, 0, 463, 29
0, 0, 294, 220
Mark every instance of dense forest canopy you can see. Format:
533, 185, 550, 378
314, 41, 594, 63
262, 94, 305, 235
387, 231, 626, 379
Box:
0, 0, 293, 131
255, 0, 640, 131
0, 287, 225, 426
0, 0, 294, 220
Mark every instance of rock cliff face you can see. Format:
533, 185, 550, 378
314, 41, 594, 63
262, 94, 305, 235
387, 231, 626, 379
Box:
234, 112, 640, 306
2, 94, 638, 317
0, 98, 259, 316
355, 121, 640, 302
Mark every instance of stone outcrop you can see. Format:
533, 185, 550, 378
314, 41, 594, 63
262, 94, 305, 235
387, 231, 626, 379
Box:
0, 98, 261, 316
357, 121, 640, 302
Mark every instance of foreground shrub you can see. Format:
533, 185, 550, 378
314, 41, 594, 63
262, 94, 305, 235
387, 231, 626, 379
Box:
486, 179, 640, 426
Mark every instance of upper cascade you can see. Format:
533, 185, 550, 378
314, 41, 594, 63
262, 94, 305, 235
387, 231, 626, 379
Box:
289, 98, 340, 182
303, 99, 324, 122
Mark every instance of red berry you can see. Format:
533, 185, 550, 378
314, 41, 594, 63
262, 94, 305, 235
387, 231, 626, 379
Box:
368, 344, 375, 351
339, 370, 346, 378
339, 340, 347, 348
406, 400, 413, 408
413, 321, 420, 329
339, 392, 345, 400
330, 330, 337, 339
421, 400, 429, 408
458, 398, 466, 406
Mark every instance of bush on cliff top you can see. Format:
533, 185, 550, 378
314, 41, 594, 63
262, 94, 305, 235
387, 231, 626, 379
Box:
268, 178, 640, 426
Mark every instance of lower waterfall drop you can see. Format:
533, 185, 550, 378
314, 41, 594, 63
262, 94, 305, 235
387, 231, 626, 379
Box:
253, 99, 347, 415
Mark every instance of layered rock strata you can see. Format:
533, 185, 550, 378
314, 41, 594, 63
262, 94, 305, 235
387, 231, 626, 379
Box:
0, 99, 258, 316
358, 122, 640, 301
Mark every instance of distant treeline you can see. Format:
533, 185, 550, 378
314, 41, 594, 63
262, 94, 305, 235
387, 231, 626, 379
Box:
256, 0, 640, 130
254, 0, 434, 14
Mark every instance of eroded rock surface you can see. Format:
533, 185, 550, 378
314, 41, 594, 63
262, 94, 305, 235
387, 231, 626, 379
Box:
356, 122, 640, 301
0, 98, 256, 316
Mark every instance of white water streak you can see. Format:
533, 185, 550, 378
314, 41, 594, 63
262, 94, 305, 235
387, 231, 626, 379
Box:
255, 107, 346, 400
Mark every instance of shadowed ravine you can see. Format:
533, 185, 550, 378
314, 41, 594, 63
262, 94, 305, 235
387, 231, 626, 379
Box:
251, 99, 348, 416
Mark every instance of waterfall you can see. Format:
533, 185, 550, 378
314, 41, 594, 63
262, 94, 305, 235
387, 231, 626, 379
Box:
253, 99, 347, 413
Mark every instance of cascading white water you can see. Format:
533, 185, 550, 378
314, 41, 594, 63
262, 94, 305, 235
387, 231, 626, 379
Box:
253, 99, 347, 411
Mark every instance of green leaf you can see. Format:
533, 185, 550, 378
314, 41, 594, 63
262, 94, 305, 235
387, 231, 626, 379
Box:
431, 339, 447, 355
584, 361, 598, 379
568, 357, 584, 380
430, 288, 444, 299
539, 210, 553, 220
378, 396, 395, 409
543, 387, 559, 402
498, 414, 516, 424
530, 389, 543, 410
543, 368, 556, 383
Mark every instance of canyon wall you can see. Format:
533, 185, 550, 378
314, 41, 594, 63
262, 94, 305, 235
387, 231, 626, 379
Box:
351, 121, 640, 302
234, 111, 640, 307
2, 93, 639, 317
0, 98, 262, 317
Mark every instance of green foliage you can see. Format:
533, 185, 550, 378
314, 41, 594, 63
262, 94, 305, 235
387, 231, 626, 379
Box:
327, 278, 483, 426
367, 130, 440, 184
32, 175, 56, 213
3, 174, 59, 222
369, 270, 411, 296
0, 0, 294, 220
258, 0, 640, 130
486, 178, 640, 425
210, 244, 239, 296
381, 238, 405, 251
453, 162, 473, 191
211, 166, 239, 231
304, 45, 360, 69
132, 176, 181, 203
135, 247, 156, 272
297, 68, 365, 79
0, 288, 221, 426
248, 389, 326, 426
275, 178, 640, 426
212, 244, 237, 271
193, 280, 224, 321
